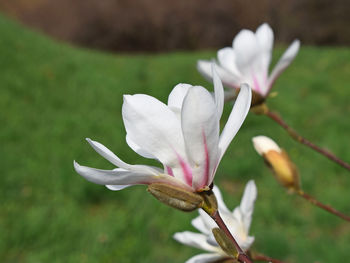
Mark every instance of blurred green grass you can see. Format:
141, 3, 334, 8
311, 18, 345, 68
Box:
0, 15, 350, 263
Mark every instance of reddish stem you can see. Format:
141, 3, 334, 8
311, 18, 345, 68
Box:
297, 190, 350, 222
211, 210, 253, 263
265, 110, 350, 171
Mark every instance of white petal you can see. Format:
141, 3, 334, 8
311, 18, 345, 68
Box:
268, 39, 300, 88
218, 84, 252, 161
212, 185, 230, 213
173, 232, 219, 253
191, 216, 211, 235
125, 134, 156, 159
74, 161, 190, 190
122, 94, 188, 181
74, 162, 156, 186
198, 209, 217, 232
232, 29, 259, 77
217, 47, 241, 77
252, 135, 281, 155
168, 83, 192, 110
86, 138, 159, 174
181, 86, 220, 189
212, 64, 224, 119
197, 60, 240, 89
106, 184, 131, 191
240, 236, 255, 252
186, 253, 225, 263
239, 180, 258, 234
255, 23, 274, 68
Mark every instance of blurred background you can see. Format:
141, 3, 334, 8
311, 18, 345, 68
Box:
0, 0, 349, 262
0, 0, 350, 52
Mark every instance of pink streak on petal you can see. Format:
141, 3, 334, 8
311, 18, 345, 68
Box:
166, 166, 174, 177
252, 74, 262, 94
176, 154, 193, 186
201, 130, 210, 188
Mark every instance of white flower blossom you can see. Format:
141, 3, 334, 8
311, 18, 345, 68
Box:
74, 65, 252, 192
197, 23, 300, 98
174, 181, 258, 263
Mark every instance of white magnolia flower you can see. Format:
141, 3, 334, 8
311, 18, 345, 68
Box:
197, 23, 300, 99
74, 66, 252, 192
174, 181, 257, 263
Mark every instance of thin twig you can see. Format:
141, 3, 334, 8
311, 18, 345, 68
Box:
211, 210, 253, 263
265, 110, 350, 171
297, 190, 350, 222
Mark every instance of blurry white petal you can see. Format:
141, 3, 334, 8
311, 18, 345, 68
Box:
256, 23, 274, 68
218, 84, 251, 161
240, 236, 255, 252
191, 216, 211, 235
186, 253, 224, 263
197, 60, 240, 89
252, 135, 281, 155
232, 29, 259, 76
268, 39, 300, 88
173, 231, 219, 253
168, 83, 192, 110
212, 64, 224, 119
239, 180, 257, 233
212, 185, 230, 213
217, 47, 241, 77
181, 86, 220, 189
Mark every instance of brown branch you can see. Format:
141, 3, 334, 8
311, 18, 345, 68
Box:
211, 210, 253, 263
297, 190, 350, 222
265, 110, 350, 172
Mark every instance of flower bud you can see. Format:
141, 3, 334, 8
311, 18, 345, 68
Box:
147, 183, 204, 212
252, 136, 300, 191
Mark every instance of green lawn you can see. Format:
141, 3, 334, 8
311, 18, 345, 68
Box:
0, 15, 349, 263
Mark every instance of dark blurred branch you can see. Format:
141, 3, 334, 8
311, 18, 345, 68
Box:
297, 190, 350, 222
265, 110, 350, 172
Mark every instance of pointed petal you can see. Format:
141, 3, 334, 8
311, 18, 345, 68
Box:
217, 47, 241, 77
181, 86, 220, 189
197, 60, 240, 89
218, 84, 252, 161
168, 83, 192, 110
86, 138, 159, 174
122, 94, 188, 181
186, 253, 224, 263
74, 161, 156, 186
256, 23, 274, 69
173, 231, 219, 253
239, 180, 257, 233
212, 185, 230, 213
268, 39, 300, 88
212, 64, 224, 119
